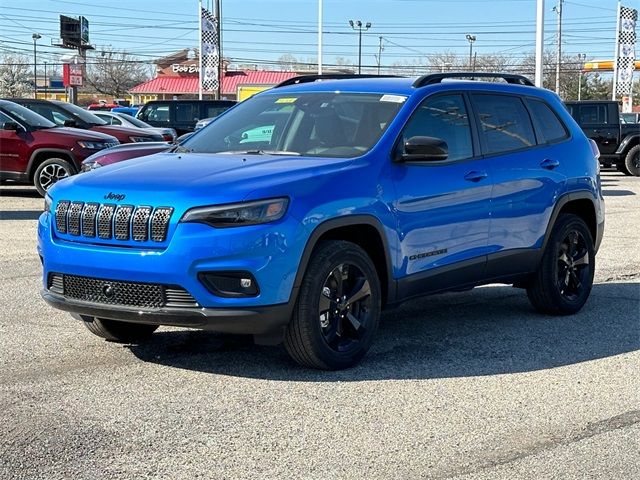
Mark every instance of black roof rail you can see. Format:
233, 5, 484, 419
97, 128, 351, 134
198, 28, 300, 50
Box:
413, 72, 534, 88
275, 74, 399, 88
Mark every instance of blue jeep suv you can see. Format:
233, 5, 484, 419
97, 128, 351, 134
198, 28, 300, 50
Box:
39, 73, 604, 370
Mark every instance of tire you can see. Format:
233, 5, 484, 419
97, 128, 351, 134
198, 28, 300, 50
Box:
33, 158, 75, 196
527, 214, 595, 315
624, 145, 640, 177
284, 240, 381, 370
82, 317, 158, 343
616, 163, 631, 176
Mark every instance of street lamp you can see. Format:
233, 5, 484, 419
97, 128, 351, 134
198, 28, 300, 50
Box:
465, 34, 476, 71
32, 33, 41, 99
577, 53, 586, 101
349, 19, 371, 74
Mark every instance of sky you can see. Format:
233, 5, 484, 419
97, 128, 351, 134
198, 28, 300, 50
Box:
0, 0, 636, 72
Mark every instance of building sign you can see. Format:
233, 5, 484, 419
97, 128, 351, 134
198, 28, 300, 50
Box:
63, 63, 83, 87
60, 15, 90, 48
171, 63, 200, 74
613, 5, 637, 100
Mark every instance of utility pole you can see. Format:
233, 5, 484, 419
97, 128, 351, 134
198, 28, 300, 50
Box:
318, 0, 323, 74
375, 36, 384, 74
553, 0, 564, 95
577, 53, 586, 100
465, 34, 476, 71
32, 33, 41, 99
216, 0, 222, 100
44, 61, 47, 100
535, 0, 545, 87
349, 20, 371, 74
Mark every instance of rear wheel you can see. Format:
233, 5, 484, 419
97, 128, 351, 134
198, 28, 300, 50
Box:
624, 145, 640, 177
33, 158, 75, 196
527, 214, 595, 315
284, 241, 381, 370
82, 317, 158, 343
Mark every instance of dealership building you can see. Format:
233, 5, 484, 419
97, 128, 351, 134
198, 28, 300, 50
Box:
128, 50, 300, 103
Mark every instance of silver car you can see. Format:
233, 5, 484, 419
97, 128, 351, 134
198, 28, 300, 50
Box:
93, 111, 177, 142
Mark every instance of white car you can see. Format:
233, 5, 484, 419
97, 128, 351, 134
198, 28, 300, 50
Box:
92, 111, 177, 142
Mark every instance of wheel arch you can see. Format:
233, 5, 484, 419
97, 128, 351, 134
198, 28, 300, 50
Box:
542, 192, 599, 253
293, 215, 395, 308
27, 149, 78, 180
616, 134, 640, 156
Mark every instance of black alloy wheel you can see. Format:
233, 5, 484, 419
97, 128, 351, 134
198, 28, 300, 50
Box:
556, 229, 590, 301
318, 263, 372, 353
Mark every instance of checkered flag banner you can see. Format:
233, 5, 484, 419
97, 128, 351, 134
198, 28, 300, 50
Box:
615, 5, 637, 95
200, 6, 220, 92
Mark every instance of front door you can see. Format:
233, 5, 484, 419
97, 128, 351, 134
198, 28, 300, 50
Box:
0, 111, 28, 174
390, 93, 493, 296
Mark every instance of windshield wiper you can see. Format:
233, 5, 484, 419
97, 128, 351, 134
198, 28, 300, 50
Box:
217, 149, 300, 156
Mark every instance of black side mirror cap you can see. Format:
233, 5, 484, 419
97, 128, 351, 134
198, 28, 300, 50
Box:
2, 121, 19, 131
63, 119, 77, 128
400, 136, 448, 162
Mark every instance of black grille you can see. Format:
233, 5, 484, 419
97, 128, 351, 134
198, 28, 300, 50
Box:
67, 202, 84, 235
55, 200, 173, 243
114, 205, 134, 240
48, 273, 198, 309
81, 203, 99, 237
55, 201, 70, 233
132, 206, 152, 241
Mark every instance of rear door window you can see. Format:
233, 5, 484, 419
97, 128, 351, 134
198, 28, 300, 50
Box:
205, 105, 229, 118
526, 99, 568, 144
175, 103, 199, 123
140, 104, 170, 123
577, 104, 608, 124
471, 94, 536, 155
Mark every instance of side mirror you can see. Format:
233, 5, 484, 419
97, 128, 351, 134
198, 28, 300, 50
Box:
63, 119, 77, 128
400, 136, 448, 162
2, 121, 19, 131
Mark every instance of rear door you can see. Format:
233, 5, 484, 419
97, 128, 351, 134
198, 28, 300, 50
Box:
569, 103, 619, 155
471, 93, 567, 275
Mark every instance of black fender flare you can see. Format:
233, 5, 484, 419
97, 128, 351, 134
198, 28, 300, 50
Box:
291, 214, 396, 305
616, 134, 640, 156
541, 190, 600, 253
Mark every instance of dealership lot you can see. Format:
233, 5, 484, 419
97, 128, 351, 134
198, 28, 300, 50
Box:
0, 172, 638, 479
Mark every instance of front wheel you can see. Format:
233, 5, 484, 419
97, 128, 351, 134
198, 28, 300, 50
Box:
284, 241, 381, 370
82, 317, 158, 343
624, 145, 640, 177
527, 214, 595, 315
33, 158, 75, 196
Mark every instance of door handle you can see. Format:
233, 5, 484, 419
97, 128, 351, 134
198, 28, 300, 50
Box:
464, 170, 488, 182
540, 158, 560, 170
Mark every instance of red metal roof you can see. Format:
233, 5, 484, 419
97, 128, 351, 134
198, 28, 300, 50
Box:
129, 70, 298, 95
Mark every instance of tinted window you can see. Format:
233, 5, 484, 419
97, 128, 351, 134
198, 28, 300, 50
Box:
140, 104, 170, 123
577, 104, 607, 124
0, 110, 13, 125
205, 106, 229, 118
399, 94, 473, 161
473, 94, 536, 154
1, 103, 55, 128
176, 103, 198, 122
52, 101, 107, 125
527, 100, 568, 144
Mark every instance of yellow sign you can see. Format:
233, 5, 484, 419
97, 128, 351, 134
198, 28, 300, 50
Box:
237, 85, 272, 102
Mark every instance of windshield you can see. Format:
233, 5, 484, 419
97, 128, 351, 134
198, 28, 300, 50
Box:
180, 92, 405, 158
118, 113, 151, 128
53, 101, 108, 126
0, 102, 56, 129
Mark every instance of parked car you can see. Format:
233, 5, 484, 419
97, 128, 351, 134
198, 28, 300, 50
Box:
0, 99, 119, 195
565, 100, 640, 176
111, 106, 140, 117
92, 111, 176, 142
40, 73, 604, 370
8, 99, 164, 144
81, 141, 173, 171
194, 117, 214, 130
136, 99, 236, 135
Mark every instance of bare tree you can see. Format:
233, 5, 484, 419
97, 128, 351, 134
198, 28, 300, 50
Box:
84, 48, 152, 98
0, 54, 32, 98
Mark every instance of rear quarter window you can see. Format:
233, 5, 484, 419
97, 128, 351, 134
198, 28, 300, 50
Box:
526, 99, 569, 144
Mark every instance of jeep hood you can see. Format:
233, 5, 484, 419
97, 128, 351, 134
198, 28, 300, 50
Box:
51, 152, 354, 207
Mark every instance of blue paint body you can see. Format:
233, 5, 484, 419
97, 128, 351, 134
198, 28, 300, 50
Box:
39, 77, 604, 313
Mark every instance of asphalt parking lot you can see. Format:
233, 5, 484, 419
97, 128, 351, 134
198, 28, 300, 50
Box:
1, 171, 638, 480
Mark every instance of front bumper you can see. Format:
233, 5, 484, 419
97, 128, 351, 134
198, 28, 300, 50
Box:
42, 290, 292, 334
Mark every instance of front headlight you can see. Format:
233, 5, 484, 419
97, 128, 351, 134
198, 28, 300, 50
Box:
81, 161, 102, 172
129, 136, 152, 143
78, 140, 110, 150
44, 194, 52, 213
181, 198, 289, 228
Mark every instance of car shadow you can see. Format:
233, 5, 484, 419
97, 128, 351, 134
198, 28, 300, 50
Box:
0, 187, 40, 198
602, 190, 636, 197
126, 282, 639, 381
0, 210, 43, 220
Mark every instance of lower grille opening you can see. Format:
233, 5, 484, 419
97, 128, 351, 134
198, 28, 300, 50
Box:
47, 273, 198, 309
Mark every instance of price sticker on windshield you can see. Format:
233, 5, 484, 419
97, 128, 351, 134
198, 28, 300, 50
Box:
380, 94, 407, 103
275, 97, 297, 104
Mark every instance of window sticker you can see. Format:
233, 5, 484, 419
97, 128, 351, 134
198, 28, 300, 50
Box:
275, 97, 297, 104
380, 94, 407, 103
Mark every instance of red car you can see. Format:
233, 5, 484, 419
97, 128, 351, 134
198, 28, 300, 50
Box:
81, 141, 173, 171
0, 99, 119, 195
8, 99, 164, 144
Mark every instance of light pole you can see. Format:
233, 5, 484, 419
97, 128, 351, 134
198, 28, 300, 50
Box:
465, 34, 476, 71
577, 53, 586, 101
349, 20, 371, 74
553, 0, 564, 94
32, 33, 41, 99
375, 36, 384, 74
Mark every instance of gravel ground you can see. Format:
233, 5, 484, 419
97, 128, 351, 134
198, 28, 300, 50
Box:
1, 171, 638, 480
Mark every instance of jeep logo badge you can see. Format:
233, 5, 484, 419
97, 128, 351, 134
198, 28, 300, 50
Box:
104, 192, 126, 201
